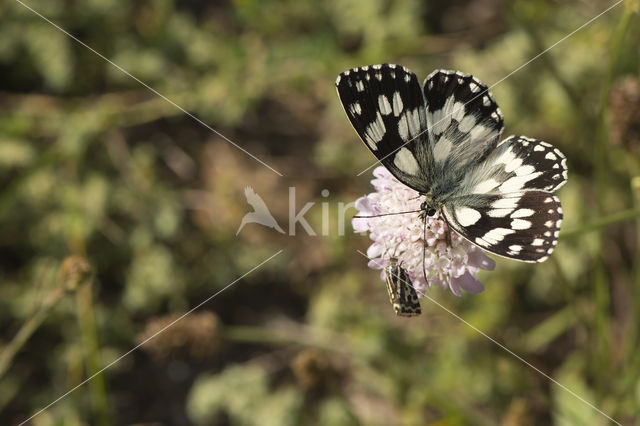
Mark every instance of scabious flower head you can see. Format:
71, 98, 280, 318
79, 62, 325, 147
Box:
353, 166, 495, 296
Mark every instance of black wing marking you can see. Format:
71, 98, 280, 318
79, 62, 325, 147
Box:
385, 259, 421, 316
336, 64, 432, 193
453, 135, 568, 198
423, 70, 504, 195
442, 191, 563, 262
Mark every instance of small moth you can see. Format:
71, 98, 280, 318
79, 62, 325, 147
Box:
384, 257, 421, 317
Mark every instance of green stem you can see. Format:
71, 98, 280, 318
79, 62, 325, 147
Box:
75, 278, 110, 426
221, 325, 354, 355
0, 286, 66, 380
594, 5, 633, 213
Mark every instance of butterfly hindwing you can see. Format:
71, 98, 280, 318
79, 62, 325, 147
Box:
443, 191, 563, 262
336, 64, 432, 193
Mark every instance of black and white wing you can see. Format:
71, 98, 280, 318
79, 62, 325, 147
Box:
423, 70, 504, 196
385, 260, 421, 317
335, 64, 432, 193
442, 136, 568, 262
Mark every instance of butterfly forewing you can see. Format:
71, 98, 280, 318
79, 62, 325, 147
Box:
336, 64, 432, 193
422, 70, 504, 196
385, 258, 421, 316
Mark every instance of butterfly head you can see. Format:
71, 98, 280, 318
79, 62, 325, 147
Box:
419, 195, 441, 219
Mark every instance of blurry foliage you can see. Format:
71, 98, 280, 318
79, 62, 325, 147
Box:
0, 0, 640, 425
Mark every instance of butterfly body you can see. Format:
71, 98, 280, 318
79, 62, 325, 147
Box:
337, 64, 567, 262
384, 257, 421, 317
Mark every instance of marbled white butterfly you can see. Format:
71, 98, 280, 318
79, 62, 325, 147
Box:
385, 257, 421, 317
336, 64, 567, 262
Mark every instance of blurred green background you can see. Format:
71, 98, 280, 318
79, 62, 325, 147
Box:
1, 0, 640, 424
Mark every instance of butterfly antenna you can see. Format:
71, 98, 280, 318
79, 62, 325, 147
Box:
353, 209, 421, 218
422, 215, 428, 283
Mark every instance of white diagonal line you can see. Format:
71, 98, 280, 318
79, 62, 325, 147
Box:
14, 0, 284, 177
18, 249, 284, 426
356, 249, 622, 425
355, 0, 624, 176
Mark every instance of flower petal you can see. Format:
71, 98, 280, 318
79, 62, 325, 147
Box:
452, 271, 485, 294
468, 249, 496, 271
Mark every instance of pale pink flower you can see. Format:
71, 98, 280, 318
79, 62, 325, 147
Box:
353, 167, 495, 296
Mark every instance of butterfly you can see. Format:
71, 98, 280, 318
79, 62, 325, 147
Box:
336, 64, 567, 262
385, 257, 421, 317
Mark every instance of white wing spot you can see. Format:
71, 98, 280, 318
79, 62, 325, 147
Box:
469, 124, 492, 143
533, 144, 545, 152
544, 231, 552, 237
429, 107, 451, 135
393, 148, 420, 175
504, 158, 523, 173
456, 207, 482, 226
483, 96, 490, 106
511, 208, 535, 218
482, 228, 515, 244
404, 108, 422, 138
544, 220, 554, 227
451, 102, 466, 121
378, 95, 392, 115
475, 178, 500, 193
475, 237, 490, 248
511, 219, 532, 230
356, 80, 365, 92
458, 115, 477, 133
492, 197, 518, 209
545, 151, 557, 160
349, 102, 362, 115
364, 112, 386, 150
509, 245, 522, 252
372, 64, 382, 70
392, 91, 403, 117
498, 173, 542, 193
469, 82, 480, 93
361, 66, 369, 71
532, 238, 545, 246
404, 74, 411, 83
375, 72, 382, 81
433, 137, 453, 163
487, 208, 513, 218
